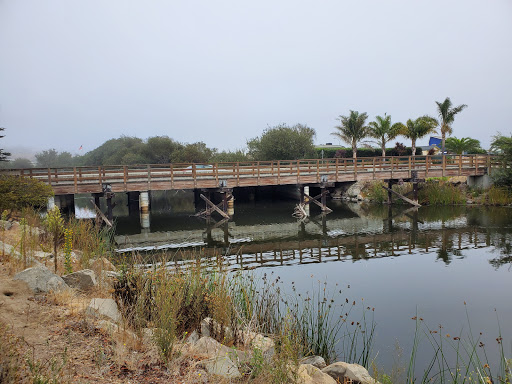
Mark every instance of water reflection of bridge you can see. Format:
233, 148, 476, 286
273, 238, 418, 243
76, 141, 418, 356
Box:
115, 212, 508, 270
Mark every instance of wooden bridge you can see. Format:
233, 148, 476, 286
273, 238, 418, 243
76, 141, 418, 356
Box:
0, 154, 495, 195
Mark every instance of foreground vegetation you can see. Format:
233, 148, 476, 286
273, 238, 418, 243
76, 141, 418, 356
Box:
1, 204, 511, 383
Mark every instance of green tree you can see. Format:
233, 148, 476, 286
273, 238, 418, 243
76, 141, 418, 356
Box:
332, 111, 369, 159
445, 137, 482, 154
143, 136, 182, 164
75, 136, 147, 166
10, 158, 34, 168
0, 127, 11, 162
35, 149, 75, 168
490, 134, 512, 186
210, 149, 249, 163
170, 142, 215, 163
368, 114, 402, 157
247, 124, 316, 161
435, 97, 467, 155
397, 116, 438, 157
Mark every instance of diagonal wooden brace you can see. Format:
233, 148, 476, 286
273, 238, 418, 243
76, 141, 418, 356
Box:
303, 192, 333, 213
199, 194, 230, 219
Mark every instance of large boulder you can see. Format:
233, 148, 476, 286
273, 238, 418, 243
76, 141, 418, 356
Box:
242, 330, 275, 359
13, 265, 68, 293
62, 269, 97, 290
85, 298, 121, 322
199, 356, 241, 379
89, 257, 116, 275
322, 362, 380, 384
299, 364, 336, 384
185, 336, 250, 364
300, 356, 327, 369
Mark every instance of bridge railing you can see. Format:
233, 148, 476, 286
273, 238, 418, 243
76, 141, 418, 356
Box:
0, 154, 496, 190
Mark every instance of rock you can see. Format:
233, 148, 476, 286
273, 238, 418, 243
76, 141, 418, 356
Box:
185, 330, 200, 344
62, 269, 97, 290
199, 356, 241, 379
322, 361, 380, 384
200, 317, 233, 340
85, 298, 121, 322
299, 364, 337, 384
0, 220, 13, 230
186, 336, 250, 364
142, 327, 155, 339
96, 319, 118, 333
89, 257, 117, 275
300, 356, 327, 369
32, 251, 53, 259
0, 241, 21, 258
13, 265, 68, 293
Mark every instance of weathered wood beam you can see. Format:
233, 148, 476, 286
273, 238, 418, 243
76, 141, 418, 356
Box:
381, 186, 421, 207
304, 192, 333, 213
199, 194, 230, 219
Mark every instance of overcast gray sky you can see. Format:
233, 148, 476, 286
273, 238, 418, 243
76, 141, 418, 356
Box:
1, 0, 511, 157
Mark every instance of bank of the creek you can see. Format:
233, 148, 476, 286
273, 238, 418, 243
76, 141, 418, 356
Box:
76, 191, 512, 375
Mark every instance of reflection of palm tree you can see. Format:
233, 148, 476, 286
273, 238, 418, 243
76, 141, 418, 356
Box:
396, 116, 438, 157
332, 111, 369, 159
435, 97, 468, 156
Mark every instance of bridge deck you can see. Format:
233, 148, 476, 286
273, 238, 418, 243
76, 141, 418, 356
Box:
0, 155, 495, 195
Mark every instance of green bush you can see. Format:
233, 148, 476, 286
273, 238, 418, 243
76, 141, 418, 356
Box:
0, 175, 54, 212
418, 181, 466, 205
316, 147, 422, 159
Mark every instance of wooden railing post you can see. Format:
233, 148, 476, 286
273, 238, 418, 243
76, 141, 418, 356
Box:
123, 166, 128, 190
147, 164, 151, 190
335, 158, 339, 181
316, 159, 320, 182
192, 164, 197, 188
442, 155, 446, 177
73, 167, 78, 193
459, 155, 462, 175
170, 164, 174, 188
373, 157, 376, 179
297, 160, 300, 183
277, 160, 281, 184
408, 156, 411, 177
47, 168, 51, 185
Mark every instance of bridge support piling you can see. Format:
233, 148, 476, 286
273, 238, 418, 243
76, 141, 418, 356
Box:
92, 193, 101, 210
47, 197, 55, 211
387, 180, 393, 205
127, 192, 140, 215
139, 191, 150, 214
304, 185, 310, 215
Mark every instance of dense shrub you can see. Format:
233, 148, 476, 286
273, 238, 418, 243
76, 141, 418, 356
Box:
0, 175, 54, 211
316, 147, 422, 159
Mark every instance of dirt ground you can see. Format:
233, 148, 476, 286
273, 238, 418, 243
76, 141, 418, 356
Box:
0, 262, 209, 384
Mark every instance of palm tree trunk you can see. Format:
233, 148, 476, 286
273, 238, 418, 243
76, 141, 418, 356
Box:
381, 139, 386, 157
352, 141, 357, 159
412, 139, 416, 158
441, 132, 446, 156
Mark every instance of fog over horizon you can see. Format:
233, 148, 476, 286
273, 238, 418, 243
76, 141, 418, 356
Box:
1, 0, 511, 159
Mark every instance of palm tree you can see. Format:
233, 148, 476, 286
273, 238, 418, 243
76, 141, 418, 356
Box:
435, 97, 467, 155
368, 114, 402, 157
397, 116, 438, 157
332, 111, 369, 159
445, 137, 481, 154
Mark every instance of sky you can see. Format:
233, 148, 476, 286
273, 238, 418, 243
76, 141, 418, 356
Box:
1, 0, 511, 158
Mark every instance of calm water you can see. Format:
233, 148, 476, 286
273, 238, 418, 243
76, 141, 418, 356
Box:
77, 191, 512, 373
